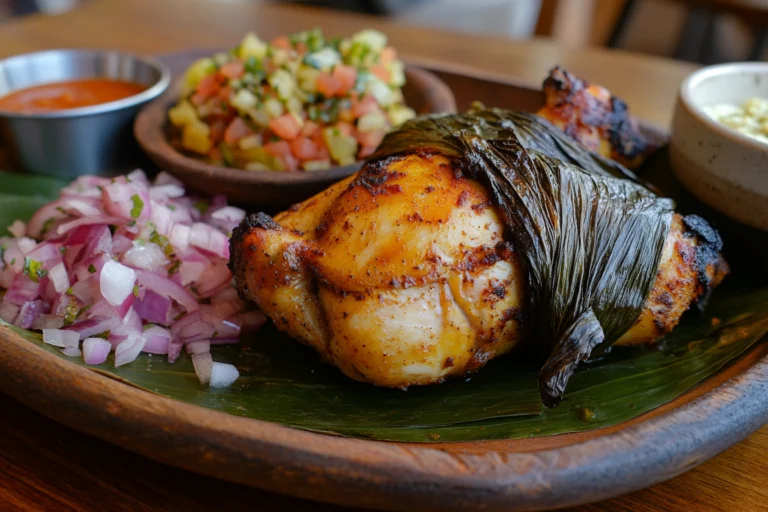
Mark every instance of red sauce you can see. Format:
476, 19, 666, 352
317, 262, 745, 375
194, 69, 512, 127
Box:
0, 78, 146, 113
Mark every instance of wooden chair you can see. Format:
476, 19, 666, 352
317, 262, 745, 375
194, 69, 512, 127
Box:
607, 0, 768, 62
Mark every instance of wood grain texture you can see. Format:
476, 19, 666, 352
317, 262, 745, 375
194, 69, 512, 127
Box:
0, 1, 766, 511
1, 390, 767, 512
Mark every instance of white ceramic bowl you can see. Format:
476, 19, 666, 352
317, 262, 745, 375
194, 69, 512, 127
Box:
670, 62, 768, 231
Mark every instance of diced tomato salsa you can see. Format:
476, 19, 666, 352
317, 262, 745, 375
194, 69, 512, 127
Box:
168, 28, 417, 172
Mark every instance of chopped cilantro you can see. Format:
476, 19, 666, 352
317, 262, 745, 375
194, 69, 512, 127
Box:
244, 55, 262, 75
127, 220, 137, 227
133, 284, 140, 297
219, 142, 234, 167
55, 206, 67, 215
167, 204, 177, 211
87, 264, 97, 274
167, 260, 182, 275
59, 246, 67, 255
0, 245, 4, 263
149, 231, 173, 257
93, 330, 110, 339
130, 194, 144, 219
41, 218, 56, 237
193, 200, 209, 214
23, 258, 47, 282
10, 258, 16, 265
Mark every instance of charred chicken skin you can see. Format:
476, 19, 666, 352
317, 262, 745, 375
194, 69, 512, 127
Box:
537, 66, 657, 170
230, 153, 727, 389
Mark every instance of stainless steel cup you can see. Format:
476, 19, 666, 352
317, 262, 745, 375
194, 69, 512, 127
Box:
0, 49, 170, 178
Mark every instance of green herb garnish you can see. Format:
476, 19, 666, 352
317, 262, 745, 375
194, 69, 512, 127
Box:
23, 258, 47, 282
130, 194, 144, 219
193, 200, 209, 215
167, 260, 182, 276
40, 217, 56, 237
87, 264, 97, 274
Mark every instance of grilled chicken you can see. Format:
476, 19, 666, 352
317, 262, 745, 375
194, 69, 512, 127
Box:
230, 153, 727, 389
536, 66, 657, 169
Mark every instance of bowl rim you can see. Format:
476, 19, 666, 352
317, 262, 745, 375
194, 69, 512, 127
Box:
133, 65, 456, 187
0, 48, 172, 120
679, 61, 768, 153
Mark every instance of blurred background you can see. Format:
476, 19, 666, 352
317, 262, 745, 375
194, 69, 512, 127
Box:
1, 0, 766, 63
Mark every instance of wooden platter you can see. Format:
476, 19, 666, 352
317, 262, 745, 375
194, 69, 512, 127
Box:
1, 59, 767, 512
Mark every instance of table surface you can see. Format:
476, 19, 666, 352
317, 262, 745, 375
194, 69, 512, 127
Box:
0, 1, 766, 511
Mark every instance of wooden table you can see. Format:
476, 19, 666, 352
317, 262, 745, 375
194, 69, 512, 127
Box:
0, 1, 765, 511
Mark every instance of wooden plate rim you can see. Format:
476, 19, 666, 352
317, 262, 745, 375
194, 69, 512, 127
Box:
1, 323, 766, 512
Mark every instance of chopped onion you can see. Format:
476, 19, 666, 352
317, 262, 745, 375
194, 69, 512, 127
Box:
111, 234, 133, 253
167, 342, 183, 363
191, 352, 213, 385
4, 274, 41, 306
114, 334, 146, 367
0, 302, 20, 323
185, 340, 210, 354
69, 276, 99, 304
43, 328, 80, 348
178, 261, 206, 286
25, 242, 61, 265
198, 261, 232, 297
65, 315, 121, 340
143, 326, 171, 354
26, 199, 72, 239
62, 346, 82, 357
136, 269, 198, 313
189, 223, 229, 259
49, 262, 70, 293
100, 261, 136, 306
62, 198, 101, 217
56, 216, 124, 236
169, 224, 191, 251
133, 290, 172, 325
17, 300, 47, 329
1, 170, 262, 368
122, 241, 168, 271
7, 220, 26, 238
150, 184, 185, 200
83, 337, 111, 365
32, 314, 65, 330
210, 362, 240, 388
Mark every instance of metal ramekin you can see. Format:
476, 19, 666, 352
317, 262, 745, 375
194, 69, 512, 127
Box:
0, 49, 170, 177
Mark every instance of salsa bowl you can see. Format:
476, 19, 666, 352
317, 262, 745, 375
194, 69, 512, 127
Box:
134, 62, 456, 206
0, 49, 170, 177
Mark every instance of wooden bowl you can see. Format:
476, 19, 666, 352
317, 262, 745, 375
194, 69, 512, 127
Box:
134, 66, 456, 206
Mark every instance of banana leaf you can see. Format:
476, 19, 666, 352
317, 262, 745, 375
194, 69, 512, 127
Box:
1, 166, 766, 443
371, 107, 681, 405
2, 285, 766, 441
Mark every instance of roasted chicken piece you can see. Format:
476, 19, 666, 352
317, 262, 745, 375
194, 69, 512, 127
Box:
537, 66, 657, 169
230, 153, 727, 390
